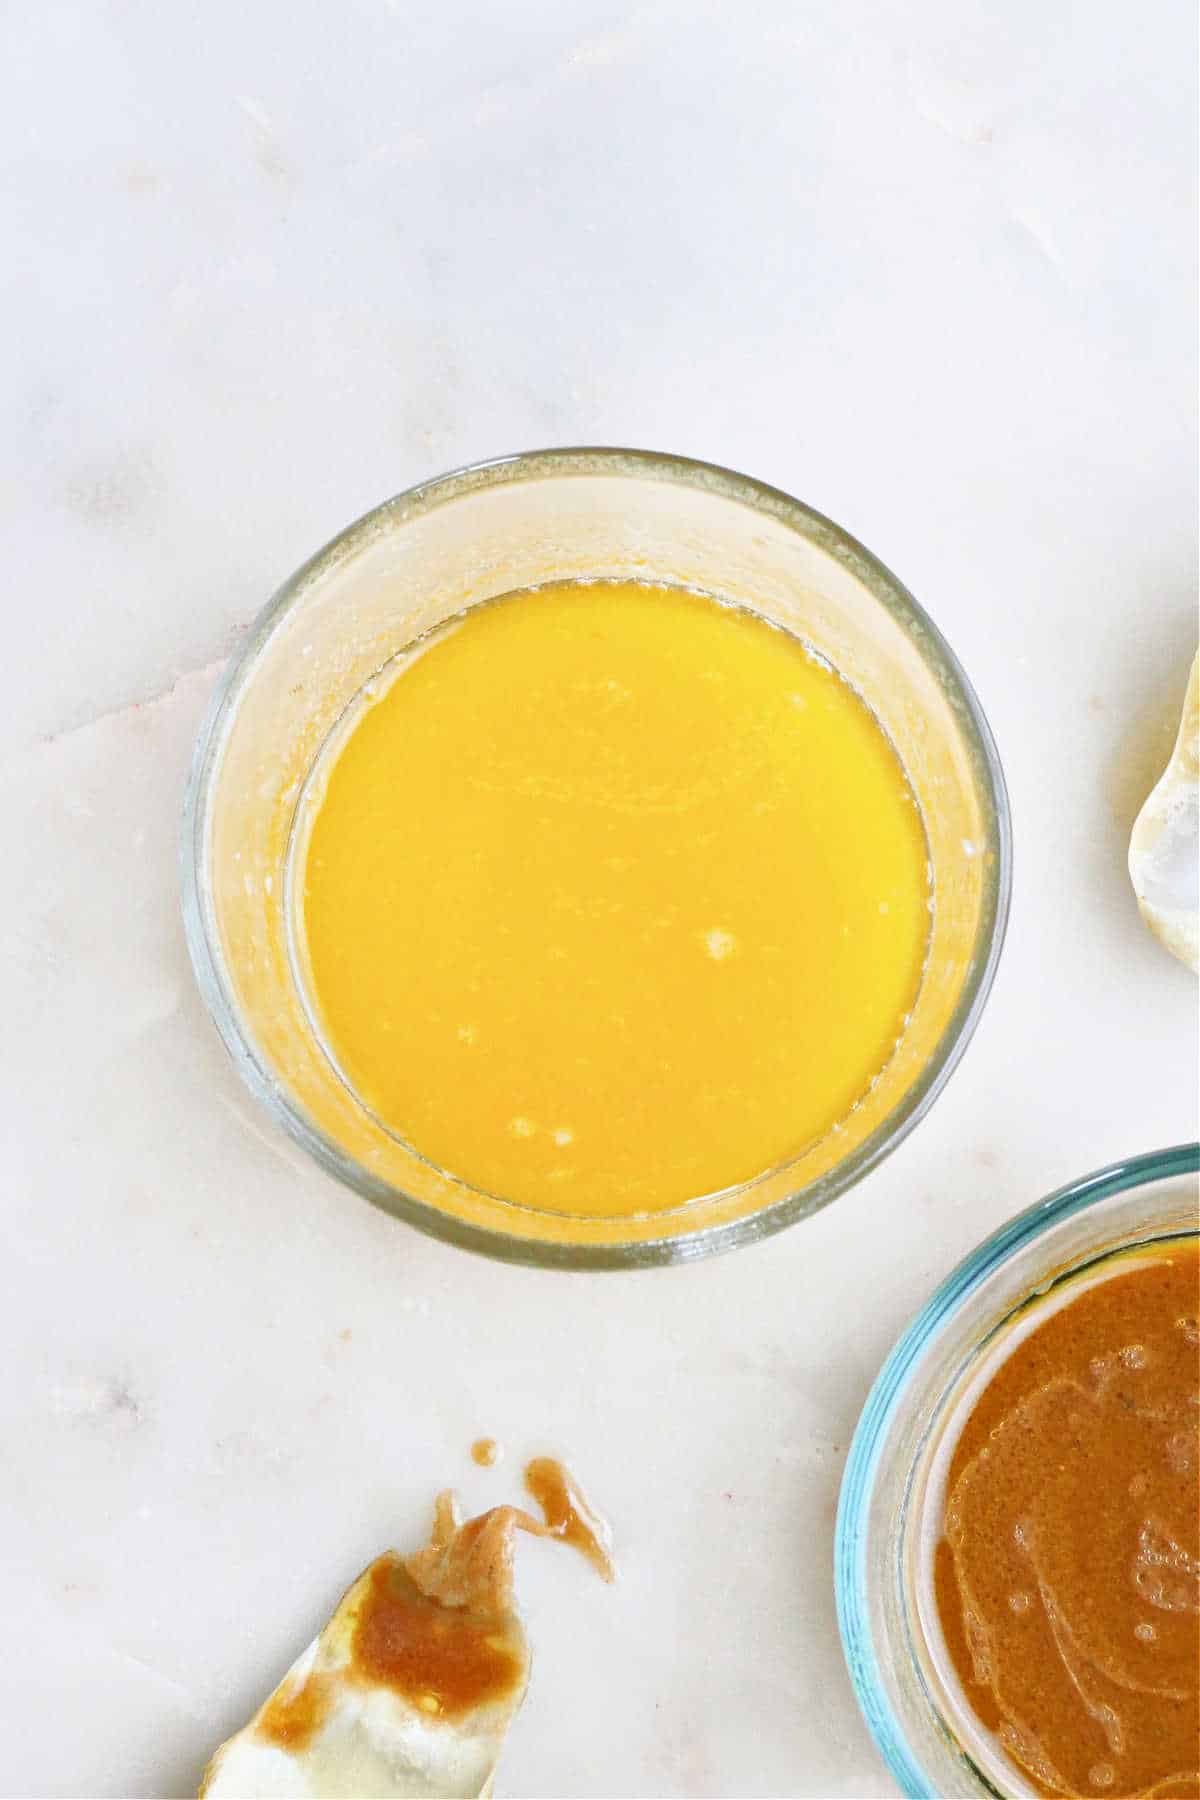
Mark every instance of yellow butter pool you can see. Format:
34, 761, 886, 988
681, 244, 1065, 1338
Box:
299, 579, 929, 1216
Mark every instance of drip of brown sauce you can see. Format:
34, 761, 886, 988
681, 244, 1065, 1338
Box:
258, 1458, 612, 1753
407, 1459, 614, 1603
471, 1437, 501, 1467
525, 1456, 615, 1582
936, 1240, 1199, 1799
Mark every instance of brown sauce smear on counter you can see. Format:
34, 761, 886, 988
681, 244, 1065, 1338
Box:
227, 1458, 615, 1781
525, 1456, 616, 1582
936, 1239, 1200, 1799
259, 1460, 614, 1735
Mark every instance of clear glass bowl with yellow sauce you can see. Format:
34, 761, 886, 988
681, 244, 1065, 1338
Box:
836, 1143, 1200, 1798
181, 447, 1010, 1267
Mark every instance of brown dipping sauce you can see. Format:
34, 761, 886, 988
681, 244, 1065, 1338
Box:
935, 1238, 1199, 1799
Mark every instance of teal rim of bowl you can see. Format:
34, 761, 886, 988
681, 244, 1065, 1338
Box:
834, 1141, 1200, 1799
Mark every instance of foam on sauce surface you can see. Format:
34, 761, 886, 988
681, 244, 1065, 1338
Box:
301, 578, 929, 1216
936, 1239, 1200, 1798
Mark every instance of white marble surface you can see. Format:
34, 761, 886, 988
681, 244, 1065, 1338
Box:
2, 2, 1196, 1795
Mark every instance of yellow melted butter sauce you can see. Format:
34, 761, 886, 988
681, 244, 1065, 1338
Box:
300, 580, 930, 1216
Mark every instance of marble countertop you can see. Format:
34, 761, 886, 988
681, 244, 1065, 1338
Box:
3, 2, 1196, 1795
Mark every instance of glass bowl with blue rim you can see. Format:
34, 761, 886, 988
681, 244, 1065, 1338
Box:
835, 1143, 1200, 1798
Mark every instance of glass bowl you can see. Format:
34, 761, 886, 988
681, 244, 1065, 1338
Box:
835, 1142, 1200, 1797
181, 447, 1011, 1268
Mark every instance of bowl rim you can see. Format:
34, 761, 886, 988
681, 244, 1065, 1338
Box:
834, 1140, 1200, 1798
180, 444, 1014, 1270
